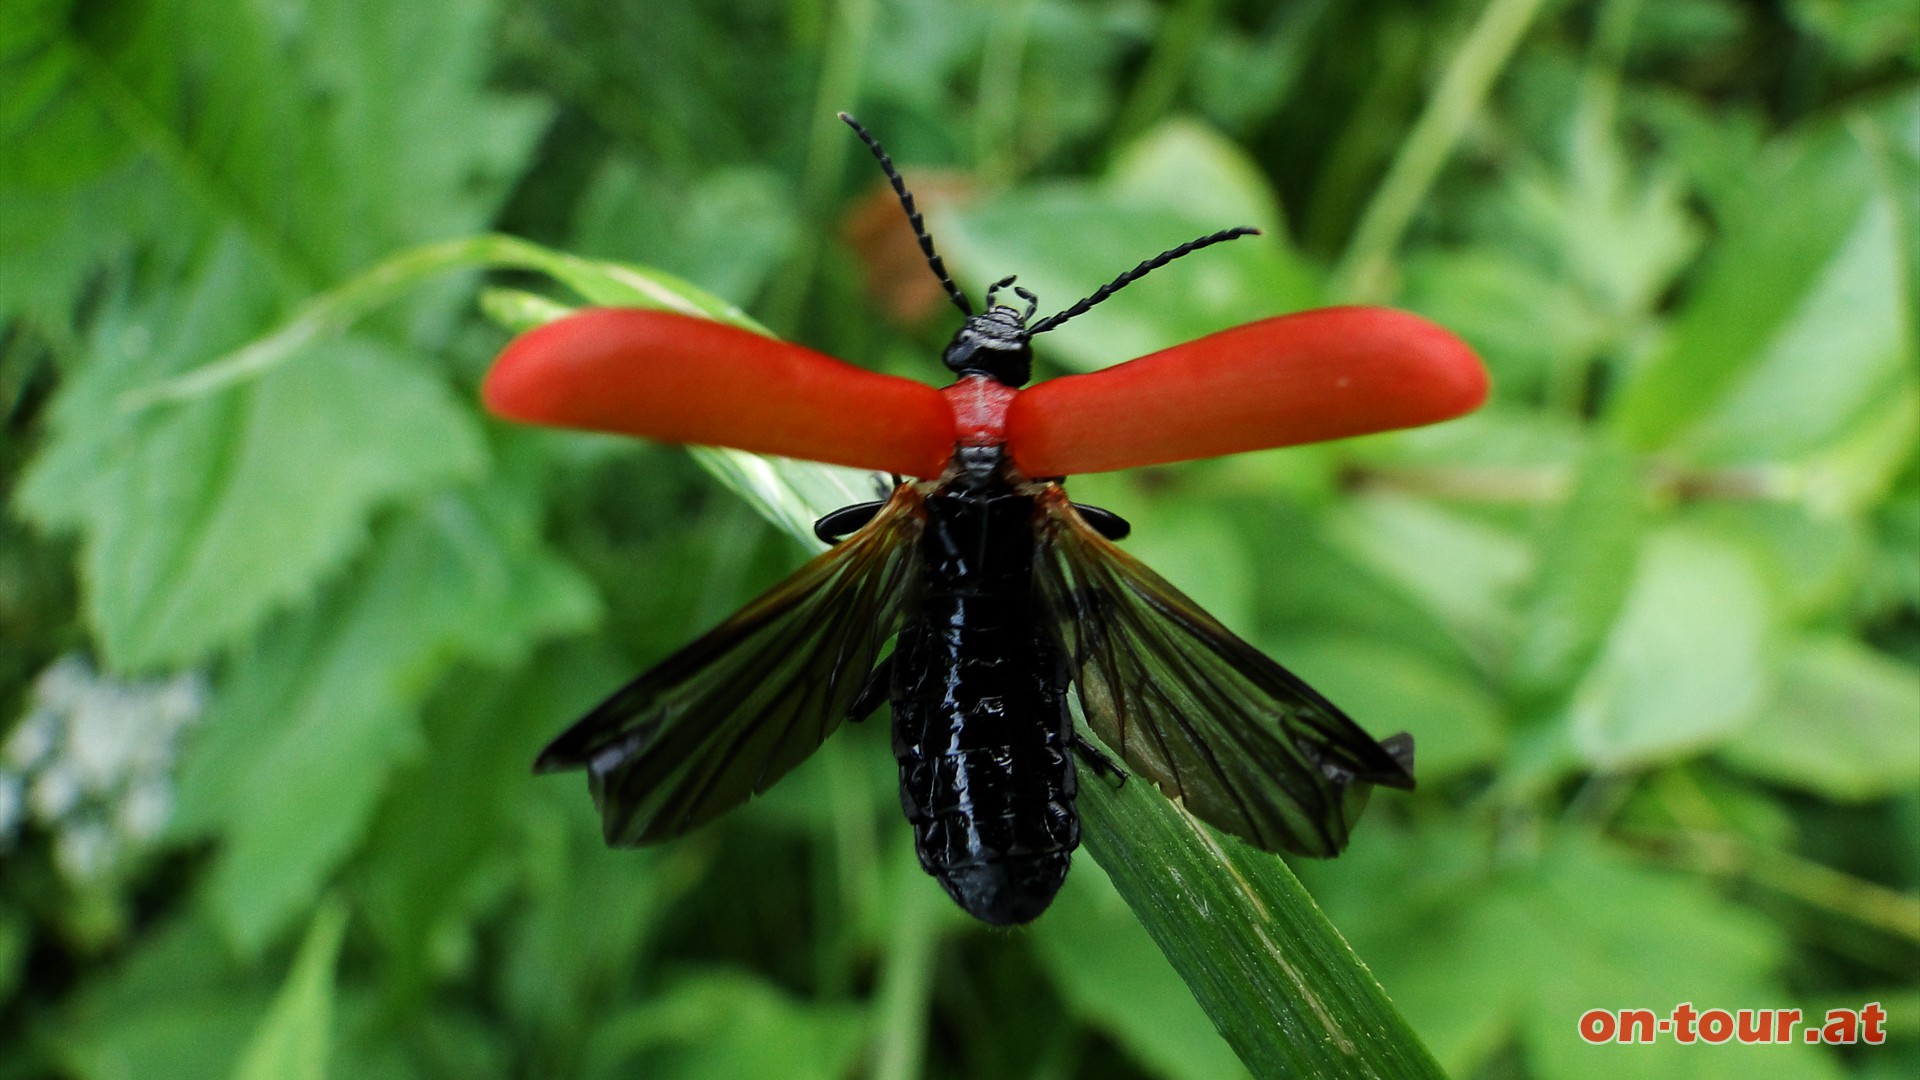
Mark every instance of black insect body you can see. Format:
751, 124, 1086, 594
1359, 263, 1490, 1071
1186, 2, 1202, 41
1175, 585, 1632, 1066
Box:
887, 474, 1079, 925
525, 114, 1422, 925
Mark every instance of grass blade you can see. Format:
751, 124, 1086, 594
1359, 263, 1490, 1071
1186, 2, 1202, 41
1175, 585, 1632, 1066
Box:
1077, 774, 1447, 1079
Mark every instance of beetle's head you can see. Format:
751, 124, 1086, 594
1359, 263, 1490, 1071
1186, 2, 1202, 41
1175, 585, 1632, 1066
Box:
838, 113, 1257, 392
943, 279, 1035, 386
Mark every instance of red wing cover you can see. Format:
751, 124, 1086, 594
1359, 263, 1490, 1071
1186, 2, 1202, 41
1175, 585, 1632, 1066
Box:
486, 309, 955, 479
1008, 306, 1487, 476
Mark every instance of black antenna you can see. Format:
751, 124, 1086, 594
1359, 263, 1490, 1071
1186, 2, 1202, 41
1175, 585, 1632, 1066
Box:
1028, 226, 1260, 336
839, 112, 973, 317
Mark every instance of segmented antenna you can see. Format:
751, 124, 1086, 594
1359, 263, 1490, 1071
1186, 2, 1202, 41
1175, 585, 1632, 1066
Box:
1028, 226, 1260, 336
839, 112, 973, 317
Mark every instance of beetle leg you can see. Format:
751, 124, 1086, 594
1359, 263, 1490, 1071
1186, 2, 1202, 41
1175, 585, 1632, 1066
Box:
849, 654, 894, 722
1071, 503, 1131, 541
1072, 734, 1128, 788
813, 499, 888, 545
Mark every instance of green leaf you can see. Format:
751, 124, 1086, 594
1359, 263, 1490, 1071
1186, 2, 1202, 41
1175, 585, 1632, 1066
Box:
1103, 119, 1289, 231
49, 917, 258, 1080
1696, 502, 1866, 622
231, 900, 348, 1080
577, 973, 865, 1080
1867, 94, 1919, 347
478, 285, 577, 334
0, 908, 27, 1006
1610, 119, 1882, 450
354, 645, 630, 998
7, 0, 549, 670
1030, 860, 1252, 1080
573, 161, 802, 306
1330, 0, 1548, 301
1075, 775, 1445, 1079
0, 166, 163, 324
496, 810, 694, 1050
0, 4, 147, 319
16, 241, 485, 670
170, 460, 598, 953
1869, 463, 1920, 614
1399, 247, 1611, 398
1720, 636, 1920, 801
1116, 504, 1258, 633
1791, 379, 1920, 517
0, 0, 546, 317
1788, 0, 1920, 68
73, 0, 539, 278
121, 234, 756, 411
1510, 440, 1645, 700
1680, 193, 1912, 464
687, 446, 892, 554
1275, 636, 1506, 779
1326, 492, 1531, 657
1569, 526, 1772, 766
1566, 522, 1774, 764
1364, 404, 1589, 473
120, 233, 886, 551
0, 1, 120, 184
1500, 128, 1702, 328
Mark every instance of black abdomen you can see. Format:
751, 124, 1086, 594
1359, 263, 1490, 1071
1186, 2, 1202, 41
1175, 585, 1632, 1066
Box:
891, 486, 1078, 925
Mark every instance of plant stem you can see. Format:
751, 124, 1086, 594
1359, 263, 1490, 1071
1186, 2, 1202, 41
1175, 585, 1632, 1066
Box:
1331, 0, 1545, 302
1111, 0, 1217, 145
871, 847, 940, 1080
1342, 462, 1802, 504
974, 0, 1036, 182
765, 0, 878, 334
1668, 829, 1920, 944
115, 234, 735, 413
1648, 771, 1920, 943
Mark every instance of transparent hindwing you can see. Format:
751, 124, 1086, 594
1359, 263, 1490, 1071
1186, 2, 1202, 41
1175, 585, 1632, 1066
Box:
1032, 488, 1414, 856
536, 485, 926, 845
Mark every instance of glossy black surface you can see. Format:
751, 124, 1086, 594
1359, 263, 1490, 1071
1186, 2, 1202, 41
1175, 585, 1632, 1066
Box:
888, 476, 1078, 925
941, 304, 1035, 386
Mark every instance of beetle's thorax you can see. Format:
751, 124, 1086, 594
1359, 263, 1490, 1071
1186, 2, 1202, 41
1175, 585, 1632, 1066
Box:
939, 371, 1020, 490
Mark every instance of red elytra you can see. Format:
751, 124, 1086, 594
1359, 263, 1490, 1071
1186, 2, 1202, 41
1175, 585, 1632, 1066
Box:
485, 309, 953, 479
483, 306, 1487, 477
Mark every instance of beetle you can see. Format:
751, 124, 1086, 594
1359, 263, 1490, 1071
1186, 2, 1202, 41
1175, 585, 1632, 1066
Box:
484, 114, 1488, 925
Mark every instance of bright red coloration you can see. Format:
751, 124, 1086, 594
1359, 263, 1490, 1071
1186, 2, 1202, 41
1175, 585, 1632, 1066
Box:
484, 309, 954, 478
1005, 307, 1488, 477
486, 305, 1489, 481
943, 376, 1017, 447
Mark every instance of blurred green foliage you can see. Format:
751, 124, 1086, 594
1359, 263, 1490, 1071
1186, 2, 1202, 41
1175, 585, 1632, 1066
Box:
2, 0, 1916, 1078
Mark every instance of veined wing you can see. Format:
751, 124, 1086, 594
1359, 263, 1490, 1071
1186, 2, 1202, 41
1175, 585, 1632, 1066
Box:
1031, 486, 1413, 857
537, 484, 926, 845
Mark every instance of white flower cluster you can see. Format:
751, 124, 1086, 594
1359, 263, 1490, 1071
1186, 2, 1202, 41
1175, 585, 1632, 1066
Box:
0, 655, 206, 882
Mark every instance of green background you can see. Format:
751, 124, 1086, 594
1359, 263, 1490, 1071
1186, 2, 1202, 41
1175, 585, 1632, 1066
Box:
1, 0, 1915, 1077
